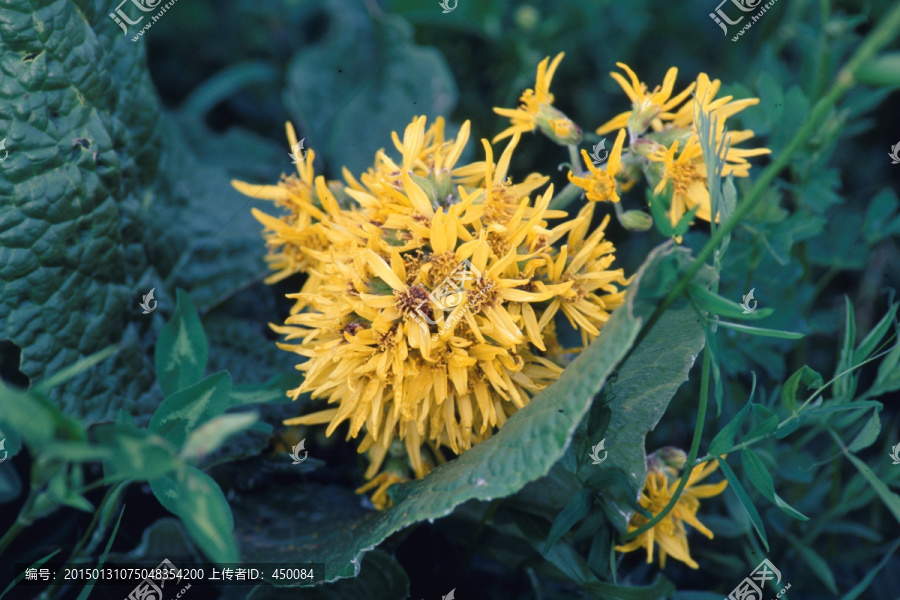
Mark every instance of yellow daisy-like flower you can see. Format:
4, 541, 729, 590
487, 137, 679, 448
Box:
567, 129, 628, 203
615, 459, 728, 569
596, 63, 696, 136
235, 115, 629, 507
493, 53, 581, 145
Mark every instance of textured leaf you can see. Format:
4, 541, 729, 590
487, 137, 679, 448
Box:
0, 0, 167, 422
283, 0, 457, 174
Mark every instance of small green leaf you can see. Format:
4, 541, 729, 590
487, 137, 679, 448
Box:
76, 504, 126, 600
179, 412, 259, 462
841, 446, 900, 526
687, 284, 774, 320
740, 449, 808, 521
854, 302, 898, 363
150, 465, 239, 563
543, 489, 592, 554
869, 339, 900, 397
150, 371, 232, 449
0, 549, 61, 599
848, 409, 882, 452
717, 457, 769, 551
96, 426, 180, 482
745, 404, 779, 440
31, 345, 120, 396
716, 321, 804, 339
585, 470, 652, 519
781, 365, 824, 411
155, 289, 209, 397
854, 52, 900, 86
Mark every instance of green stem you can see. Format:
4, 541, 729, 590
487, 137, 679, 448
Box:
632, 3, 900, 349
621, 345, 712, 541
548, 181, 584, 211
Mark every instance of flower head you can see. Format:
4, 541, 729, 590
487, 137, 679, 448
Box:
236, 116, 628, 507
567, 129, 628, 203
596, 63, 696, 136
494, 53, 582, 145
615, 457, 728, 569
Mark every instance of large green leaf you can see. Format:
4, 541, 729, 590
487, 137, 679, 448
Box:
0, 0, 165, 421
155, 290, 209, 398
283, 0, 457, 175
254, 242, 707, 582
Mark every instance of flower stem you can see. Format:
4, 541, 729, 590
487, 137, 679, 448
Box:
0, 488, 38, 557
548, 181, 583, 211
620, 345, 712, 541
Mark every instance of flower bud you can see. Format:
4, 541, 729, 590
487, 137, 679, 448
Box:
536, 104, 583, 145
618, 210, 653, 231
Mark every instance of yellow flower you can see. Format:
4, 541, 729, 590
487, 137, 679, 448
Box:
567, 129, 628, 203
596, 63, 696, 136
242, 115, 628, 506
615, 459, 728, 569
493, 53, 581, 145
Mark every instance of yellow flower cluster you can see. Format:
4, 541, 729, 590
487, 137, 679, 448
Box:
233, 114, 628, 508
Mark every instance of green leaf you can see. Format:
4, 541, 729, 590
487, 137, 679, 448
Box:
248, 550, 408, 599
150, 371, 232, 449
283, 0, 457, 175
863, 188, 900, 244
287, 242, 706, 582
585, 469, 652, 520
716, 457, 769, 551
155, 289, 209, 397
848, 408, 882, 452
781, 365, 824, 411
836, 296, 858, 400
854, 302, 898, 363
149, 465, 239, 563
716, 320, 804, 339
740, 448, 808, 520
31, 345, 120, 396
96, 426, 180, 482
508, 508, 600, 587
869, 339, 900, 397
745, 404, 779, 440
179, 411, 259, 462
542, 489, 592, 554
841, 447, 900, 526
854, 52, 900, 86
709, 377, 755, 455
687, 284, 774, 320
